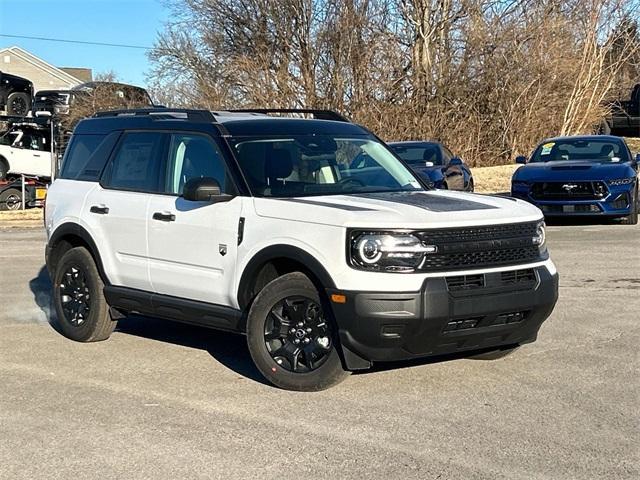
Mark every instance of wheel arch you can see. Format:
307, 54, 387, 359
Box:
237, 244, 336, 310
47, 223, 109, 284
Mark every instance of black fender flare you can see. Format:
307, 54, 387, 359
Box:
47, 223, 109, 283
237, 244, 336, 308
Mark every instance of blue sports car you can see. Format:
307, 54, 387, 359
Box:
388, 141, 474, 191
511, 135, 639, 224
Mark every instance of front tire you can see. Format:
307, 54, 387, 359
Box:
620, 186, 638, 225
7, 92, 31, 116
52, 247, 115, 342
246, 272, 349, 391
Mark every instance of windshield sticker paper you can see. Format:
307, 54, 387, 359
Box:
541, 142, 555, 155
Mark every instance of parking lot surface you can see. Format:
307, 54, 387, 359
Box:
0, 224, 638, 479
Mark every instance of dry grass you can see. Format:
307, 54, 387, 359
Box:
626, 137, 640, 155
471, 164, 520, 194
0, 209, 43, 229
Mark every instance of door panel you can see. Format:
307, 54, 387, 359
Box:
83, 186, 151, 290
87, 130, 167, 291
147, 132, 241, 307
147, 195, 242, 306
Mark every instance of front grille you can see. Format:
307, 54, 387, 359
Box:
541, 204, 601, 214
446, 274, 485, 291
611, 193, 629, 209
501, 268, 536, 285
414, 222, 544, 272
531, 181, 607, 200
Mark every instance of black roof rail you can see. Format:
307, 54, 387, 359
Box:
226, 108, 351, 123
93, 108, 217, 123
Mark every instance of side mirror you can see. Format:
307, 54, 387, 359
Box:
635, 153, 640, 164
183, 177, 230, 202
515, 155, 527, 164
449, 157, 463, 166
424, 161, 434, 167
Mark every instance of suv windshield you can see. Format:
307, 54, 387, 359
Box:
391, 143, 443, 166
230, 135, 422, 197
530, 138, 629, 163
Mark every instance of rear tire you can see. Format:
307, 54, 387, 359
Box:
0, 188, 22, 211
246, 272, 350, 391
7, 92, 31, 116
52, 246, 115, 342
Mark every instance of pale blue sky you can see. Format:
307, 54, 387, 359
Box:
0, 0, 171, 87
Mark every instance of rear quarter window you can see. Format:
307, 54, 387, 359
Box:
59, 134, 108, 180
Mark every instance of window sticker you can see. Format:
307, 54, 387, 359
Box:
540, 142, 555, 155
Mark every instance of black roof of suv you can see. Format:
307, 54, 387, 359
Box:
75, 108, 368, 137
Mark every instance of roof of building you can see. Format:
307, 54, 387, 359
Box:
0, 46, 84, 86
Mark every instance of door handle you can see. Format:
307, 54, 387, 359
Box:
33, 154, 41, 157
152, 211, 176, 222
90, 205, 109, 215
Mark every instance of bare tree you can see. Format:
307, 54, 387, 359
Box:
148, 0, 640, 166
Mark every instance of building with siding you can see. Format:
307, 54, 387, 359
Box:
0, 46, 91, 92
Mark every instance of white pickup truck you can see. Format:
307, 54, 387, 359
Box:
0, 124, 52, 179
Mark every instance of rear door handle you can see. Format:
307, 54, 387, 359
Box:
152, 211, 176, 222
90, 205, 109, 215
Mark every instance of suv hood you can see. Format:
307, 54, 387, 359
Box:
514, 161, 635, 182
254, 190, 542, 228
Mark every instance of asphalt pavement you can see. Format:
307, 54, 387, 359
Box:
0, 223, 638, 479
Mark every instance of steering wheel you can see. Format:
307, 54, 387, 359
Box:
337, 176, 365, 188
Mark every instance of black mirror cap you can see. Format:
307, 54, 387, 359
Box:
449, 156, 463, 166
515, 155, 527, 164
183, 177, 224, 202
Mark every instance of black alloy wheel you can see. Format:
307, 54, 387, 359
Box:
52, 246, 115, 342
264, 296, 333, 373
59, 265, 91, 326
10, 96, 27, 116
246, 272, 350, 391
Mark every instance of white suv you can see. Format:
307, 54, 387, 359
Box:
45, 108, 558, 391
0, 123, 53, 179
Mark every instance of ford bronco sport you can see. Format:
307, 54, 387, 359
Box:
45, 108, 558, 391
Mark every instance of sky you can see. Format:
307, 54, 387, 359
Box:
0, 0, 171, 87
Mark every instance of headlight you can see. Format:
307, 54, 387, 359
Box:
532, 221, 546, 250
349, 232, 436, 272
607, 177, 635, 186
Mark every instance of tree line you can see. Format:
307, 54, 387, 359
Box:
148, 0, 640, 166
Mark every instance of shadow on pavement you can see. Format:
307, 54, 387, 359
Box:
544, 216, 630, 226
30, 265, 511, 387
28, 266, 62, 331
28, 265, 267, 385
115, 316, 268, 385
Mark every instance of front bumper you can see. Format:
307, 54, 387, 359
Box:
512, 184, 635, 217
328, 265, 558, 368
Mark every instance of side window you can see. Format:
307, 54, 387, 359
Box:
102, 132, 165, 192
164, 133, 228, 195
442, 146, 453, 163
59, 134, 107, 179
